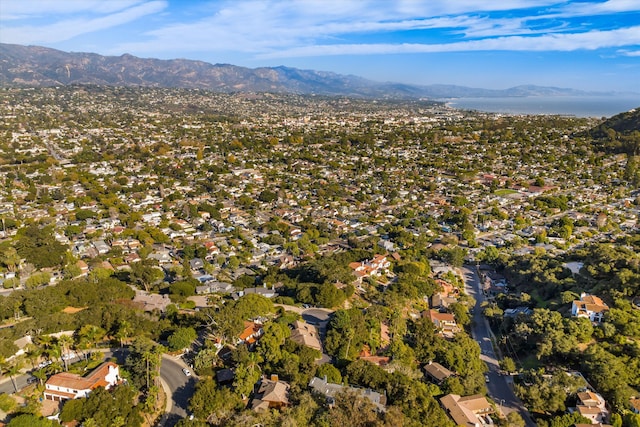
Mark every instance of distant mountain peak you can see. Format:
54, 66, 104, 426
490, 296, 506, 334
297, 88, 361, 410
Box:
0, 43, 614, 99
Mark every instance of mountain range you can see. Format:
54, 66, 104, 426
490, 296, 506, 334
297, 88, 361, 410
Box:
0, 43, 613, 99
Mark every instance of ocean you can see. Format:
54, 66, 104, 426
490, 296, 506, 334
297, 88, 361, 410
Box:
442, 95, 640, 118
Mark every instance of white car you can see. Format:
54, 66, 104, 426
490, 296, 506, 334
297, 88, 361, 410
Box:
182, 368, 191, 377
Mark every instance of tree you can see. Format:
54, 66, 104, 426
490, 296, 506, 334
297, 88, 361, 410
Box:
115, 319, 133, 348
0, 392, 17, 413
189, 378, 243, 422
325, 390, 387, 427
25, 271, 51, 289
500, 357, 517, 374
77, 324, 106, 350
58, 334, 74, 371
0, 247, 20, 272
14, 224, 67, 269
126, 337, 164, 391
233, 361, 261, 397
316, 363, 342, 384
506, 411, 525, 427
6, 360, 22, 393
167, 327, 197, 351
77, 385, 143, 427
129, 262, 164, 291
7, 414, 57, 427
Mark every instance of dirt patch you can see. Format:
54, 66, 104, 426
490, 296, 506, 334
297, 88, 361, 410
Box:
62, 306, 87, 314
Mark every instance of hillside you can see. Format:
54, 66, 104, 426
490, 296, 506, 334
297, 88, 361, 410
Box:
0, 43, 604, 99
585, 107, 640, 154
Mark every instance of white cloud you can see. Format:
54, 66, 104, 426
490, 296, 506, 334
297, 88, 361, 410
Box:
0, 1, 167, 44
3, 0, 639, 60
257, 26, 640, 58
0, 0, 147, 19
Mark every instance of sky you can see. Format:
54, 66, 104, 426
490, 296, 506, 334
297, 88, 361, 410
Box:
1, 0, 639, 92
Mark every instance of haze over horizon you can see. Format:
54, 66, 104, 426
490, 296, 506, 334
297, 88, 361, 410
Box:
1, 0, 639, 93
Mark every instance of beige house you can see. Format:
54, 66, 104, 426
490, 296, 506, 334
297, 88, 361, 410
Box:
575, 391, 609, 424
289, 320, 322, 352
251, 376, 290, 411
440, 394, 494, 427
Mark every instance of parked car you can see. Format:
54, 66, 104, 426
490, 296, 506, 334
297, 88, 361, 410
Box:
182, 368, 191, 377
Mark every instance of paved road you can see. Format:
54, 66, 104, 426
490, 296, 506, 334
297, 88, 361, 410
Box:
461, 265, 536, 427
159, 355, 197, 427
0, 347, 194, 427
0, 372, 32, 394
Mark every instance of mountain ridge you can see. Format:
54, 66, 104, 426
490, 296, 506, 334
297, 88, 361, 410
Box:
0, 43, 620, 99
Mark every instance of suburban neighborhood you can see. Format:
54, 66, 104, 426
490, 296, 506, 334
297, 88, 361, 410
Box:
0, 86, 638, 427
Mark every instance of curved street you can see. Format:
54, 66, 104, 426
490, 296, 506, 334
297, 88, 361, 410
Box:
0, 347, 195, 427
461, 265, 536, 427
159, 355, 197, 427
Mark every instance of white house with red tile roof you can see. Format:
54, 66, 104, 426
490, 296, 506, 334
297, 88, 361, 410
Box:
571, 293, 609, 323
44, 362, 121, 402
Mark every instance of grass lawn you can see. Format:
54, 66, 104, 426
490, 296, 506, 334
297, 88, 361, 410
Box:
494, 189, 519, 196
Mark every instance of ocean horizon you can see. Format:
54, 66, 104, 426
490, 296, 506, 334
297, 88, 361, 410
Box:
443, 95, 640, 118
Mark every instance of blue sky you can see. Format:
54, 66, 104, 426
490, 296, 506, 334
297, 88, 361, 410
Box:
1, 0, 639, 92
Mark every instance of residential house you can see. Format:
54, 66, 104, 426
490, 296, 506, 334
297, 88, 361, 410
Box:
238, 321, 264, 346
571, 293, 609, 323
357, 347, 390, 367
503, 307, 533, 318
44, 362, 121, 402
348, 254, 391, 282
251, 375, 290, 411
76, 260, 89, 277
189, 258, 205, 271
440, 394, 494, 427
289, 321, 322, 352
132, 290, 172, 312
431, 279, 460, 309
308, 376, 386, 412
425, 309, 460, 337
424, 361, 456, 384
631, 397, 640, 414
92, 240, 110, 255
216, 368, 235, 386
239, 285, 277, 299
196, 281, 234, 295
574, 391, 609, 424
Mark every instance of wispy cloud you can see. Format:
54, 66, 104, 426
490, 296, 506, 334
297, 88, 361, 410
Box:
1, 1, 150, 20
1, 0, 639, 60
0, 1, 167, 44
258, 26, 640, 58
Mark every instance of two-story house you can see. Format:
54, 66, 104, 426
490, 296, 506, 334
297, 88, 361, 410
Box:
571, 293, 609, 323
44, 362, 121, 402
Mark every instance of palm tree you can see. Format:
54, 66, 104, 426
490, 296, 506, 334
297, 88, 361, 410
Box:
58, 335, 73, 371
24, 344, 42, 371
6, 361, 23, 393
32, 368, 47, 386
77, 324, 107, 356
115, 320, 133, 348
